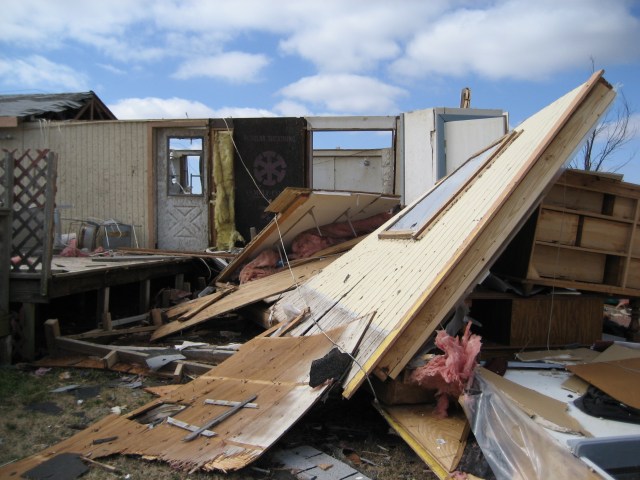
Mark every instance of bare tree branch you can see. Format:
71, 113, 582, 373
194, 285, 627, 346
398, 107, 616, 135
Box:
570, 90, 636, 172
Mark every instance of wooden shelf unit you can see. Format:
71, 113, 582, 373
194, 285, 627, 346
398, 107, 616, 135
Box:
494, 169, 640, 297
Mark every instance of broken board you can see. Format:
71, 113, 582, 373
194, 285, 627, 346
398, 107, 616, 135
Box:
152, 255, 336, 341
1, 315, 372, 476
217, 188, 400, 282
374, 402, 469, 479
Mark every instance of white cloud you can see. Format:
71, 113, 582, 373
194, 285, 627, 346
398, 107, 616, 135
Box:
273, 100, 312, 117
277, 2, 441, 73
279, 74, 407, 114
109, 97, 217, 119
208, 107, 276, 118
0, 55, 89, 91
98, 63, 126, 75
173, 52, 270, 83
109, 97, 276, 119
391, 0, 640, 81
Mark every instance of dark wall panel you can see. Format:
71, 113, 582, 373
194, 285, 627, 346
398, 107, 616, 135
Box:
232, 118, 307, 240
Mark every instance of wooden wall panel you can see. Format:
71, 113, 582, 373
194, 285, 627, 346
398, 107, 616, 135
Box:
8, 121, 151, 247
271, 73, 615, 397
532, 244, 606, 283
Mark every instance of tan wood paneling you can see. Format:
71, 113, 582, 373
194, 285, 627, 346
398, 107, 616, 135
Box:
15, 121, 152, 247
270, 73, 615, 398
375, 403, 469, 476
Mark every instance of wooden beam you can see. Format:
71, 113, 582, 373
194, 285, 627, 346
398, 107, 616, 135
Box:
44, 318, 61, 355
102, 350, 119, 369
96, 287, 110, 328
20, 303, 36, 360
151, 308, 164, 327
102, 312, 113, 331
177, 286, 237, 322
139, 279, 151, 312
53, 335, 213, 376
65, 325, 158, 340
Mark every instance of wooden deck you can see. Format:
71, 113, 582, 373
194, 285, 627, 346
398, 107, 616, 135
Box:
8, 254, 210, 359
10, 255, 201, 303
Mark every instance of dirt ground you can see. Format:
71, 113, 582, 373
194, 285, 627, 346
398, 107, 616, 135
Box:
0, 364, 445, 480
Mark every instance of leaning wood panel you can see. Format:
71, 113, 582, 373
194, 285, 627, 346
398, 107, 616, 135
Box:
375, 403, 468, 477
272, 73, 615, 397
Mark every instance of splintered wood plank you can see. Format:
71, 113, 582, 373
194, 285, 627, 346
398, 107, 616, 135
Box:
165, 285, 237, 321
151, 256, 336, 341
1, 317, 371, 477
374, 403, 469, 478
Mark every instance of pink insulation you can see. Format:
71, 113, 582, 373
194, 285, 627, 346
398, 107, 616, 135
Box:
290, 211, 393, 259
238, 249, 280, 284
238, 212, 394, 283
409, 322, 482, 417
290, 231, 338, 258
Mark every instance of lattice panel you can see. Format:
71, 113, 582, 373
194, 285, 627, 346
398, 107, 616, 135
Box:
1, 152, 13, 337
8, 150, 57, 285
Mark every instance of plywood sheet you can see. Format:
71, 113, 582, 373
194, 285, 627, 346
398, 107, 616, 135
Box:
375, 403, 468, 477
0, 316, 371, 476
152, 255, 336, 341
271, 73, 615, 398
567, 357, 640, 409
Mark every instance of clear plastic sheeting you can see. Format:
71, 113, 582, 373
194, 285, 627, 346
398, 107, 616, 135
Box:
460, 370, 600, 480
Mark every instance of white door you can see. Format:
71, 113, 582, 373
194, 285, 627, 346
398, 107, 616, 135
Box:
156, 128, 210, 251
444, 117, 506, 173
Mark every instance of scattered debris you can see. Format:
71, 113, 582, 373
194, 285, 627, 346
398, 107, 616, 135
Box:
271, 445, 373, 480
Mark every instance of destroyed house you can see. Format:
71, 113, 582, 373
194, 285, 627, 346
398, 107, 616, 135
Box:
2, 72, 640, 479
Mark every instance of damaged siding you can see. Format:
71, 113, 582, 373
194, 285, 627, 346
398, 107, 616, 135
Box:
1, 121, 151, 247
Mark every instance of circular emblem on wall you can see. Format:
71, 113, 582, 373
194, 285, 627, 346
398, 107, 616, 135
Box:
253, 151, 286, 186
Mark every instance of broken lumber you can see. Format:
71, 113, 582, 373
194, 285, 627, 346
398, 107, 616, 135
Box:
44, 319, 212, 376
151, 255, 336, 341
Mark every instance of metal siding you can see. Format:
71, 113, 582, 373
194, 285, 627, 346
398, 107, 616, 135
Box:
402, 109, 436, 204
443, 116, 507, 172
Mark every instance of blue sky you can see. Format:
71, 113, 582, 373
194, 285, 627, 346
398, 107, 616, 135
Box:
1, 0, 639, 182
